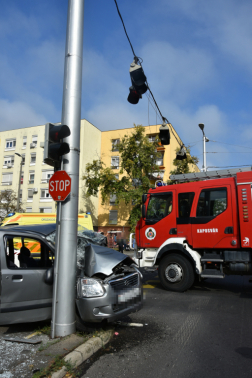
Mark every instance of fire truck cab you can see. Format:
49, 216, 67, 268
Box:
131, 167, 252, 292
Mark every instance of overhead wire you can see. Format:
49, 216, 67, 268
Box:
114, 0, 184, 149
206, 151, 252, 154
209, 139, 252, 150
208, 165, 252, 168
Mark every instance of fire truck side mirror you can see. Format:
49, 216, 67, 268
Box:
142, 194, 147, 204
142, 204, 146, 218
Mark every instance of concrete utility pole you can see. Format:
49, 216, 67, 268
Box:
198, 123, 209, 172
54, 0, 84, 337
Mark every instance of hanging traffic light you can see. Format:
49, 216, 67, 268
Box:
127, 60, 148, 104
159, 122, 170, 145
128, 86, 141, 104
176, 146, 187, 160
43, 123, 71, 167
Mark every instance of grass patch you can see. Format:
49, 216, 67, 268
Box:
38, 338, 61, 352
35, 323, 51, 336
32, 355, 76, 378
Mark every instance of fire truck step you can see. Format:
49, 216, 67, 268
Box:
201, 253, 223, 262
201, 269, 225, 278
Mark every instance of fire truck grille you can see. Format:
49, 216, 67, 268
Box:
109, 272, 139, 291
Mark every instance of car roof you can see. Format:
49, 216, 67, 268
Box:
0, 223, 56, 236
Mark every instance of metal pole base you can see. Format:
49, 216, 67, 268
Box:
54, 321, 76, 337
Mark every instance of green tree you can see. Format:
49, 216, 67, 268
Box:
83, 125, 161, 232
0, 189, 24, 222
167, 146, 199, 184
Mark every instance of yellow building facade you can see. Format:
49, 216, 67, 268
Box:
97, 124, 199, 245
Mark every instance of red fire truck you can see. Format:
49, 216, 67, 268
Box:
131, 167, 252, 292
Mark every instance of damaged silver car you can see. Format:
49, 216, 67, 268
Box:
0, 224, 143, 328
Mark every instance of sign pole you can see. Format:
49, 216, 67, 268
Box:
54, 0, 84, 337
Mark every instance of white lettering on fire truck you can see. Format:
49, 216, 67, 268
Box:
197, 228, 219, 233
243, 237, 249, 246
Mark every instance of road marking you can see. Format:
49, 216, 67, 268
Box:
143, 279, 160, 289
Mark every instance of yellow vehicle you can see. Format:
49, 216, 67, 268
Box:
1, 212, 93, 230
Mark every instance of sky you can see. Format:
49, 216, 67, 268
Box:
0, 0, 252, 171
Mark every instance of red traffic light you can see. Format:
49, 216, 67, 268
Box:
44, 123, 71, 167
49, 124, 71, 142
128, 86, 141, 104
127, 60, 148, 105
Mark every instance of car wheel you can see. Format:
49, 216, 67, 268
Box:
158, 253, 194, 292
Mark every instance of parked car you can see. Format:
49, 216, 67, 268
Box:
0, 224, 143, 329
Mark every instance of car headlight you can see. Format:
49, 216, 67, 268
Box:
78, 278, 105, 298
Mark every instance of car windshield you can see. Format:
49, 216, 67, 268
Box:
45, 224, 89, 246
45, 225, 107, 269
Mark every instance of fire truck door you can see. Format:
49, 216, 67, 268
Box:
191, 185, 234, 249
142, 191, 176, 248
176, 192, 195, 245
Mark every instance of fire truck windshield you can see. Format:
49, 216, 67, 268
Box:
146, 193, 173, 222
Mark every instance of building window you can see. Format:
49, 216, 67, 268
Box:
39, 207, 52, 213
3, 155, 14, 168
5, 139, 16, 150
27, 189, 34, 201
30, 153, 36, 165
2, 173, 13, 186
155, 153, 164, 166
23, 136, 27, 148
40, 189, 51, 200
41, 170, 54, 183
30, 135, 38, 148
111, 156, 119, 169
26, 207, 32, 212
29, 171, 35, 184
148, 134, 158, 142
112, 139, 120, 152
110, 194, 117, 206
109, 210, 118, 224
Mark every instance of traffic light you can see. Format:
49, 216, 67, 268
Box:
159, 122, 170, 145
176, 146, 187, 160
44, 123, 71, 167
127, 60, 148, 104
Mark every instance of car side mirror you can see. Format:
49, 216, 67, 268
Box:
44, 266, 54, 285
142, 204, 146, 219
142, 194, 147, 204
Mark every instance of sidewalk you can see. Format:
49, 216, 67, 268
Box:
0, 324, 114, 378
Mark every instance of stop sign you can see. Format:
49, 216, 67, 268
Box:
49, 170, 71, 201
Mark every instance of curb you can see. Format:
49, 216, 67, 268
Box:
51, 329, 114, 378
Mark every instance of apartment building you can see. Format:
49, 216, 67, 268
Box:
0, 119, 101, 228
0, 121, 198, 236
97, 124, 199, 243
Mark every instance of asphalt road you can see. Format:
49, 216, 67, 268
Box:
78, 271, 252, 378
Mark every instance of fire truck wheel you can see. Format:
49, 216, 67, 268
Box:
158, 253, 194, 292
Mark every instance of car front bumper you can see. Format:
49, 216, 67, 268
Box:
76, 274, 143, 323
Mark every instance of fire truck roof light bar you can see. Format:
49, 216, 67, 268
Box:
170, 167, 252, 182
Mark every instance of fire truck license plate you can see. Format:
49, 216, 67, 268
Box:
118, 288, 141, 303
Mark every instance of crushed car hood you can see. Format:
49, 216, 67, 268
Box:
77, 244, 133, 277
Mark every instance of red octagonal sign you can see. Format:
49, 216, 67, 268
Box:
49, 170, 71, 202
